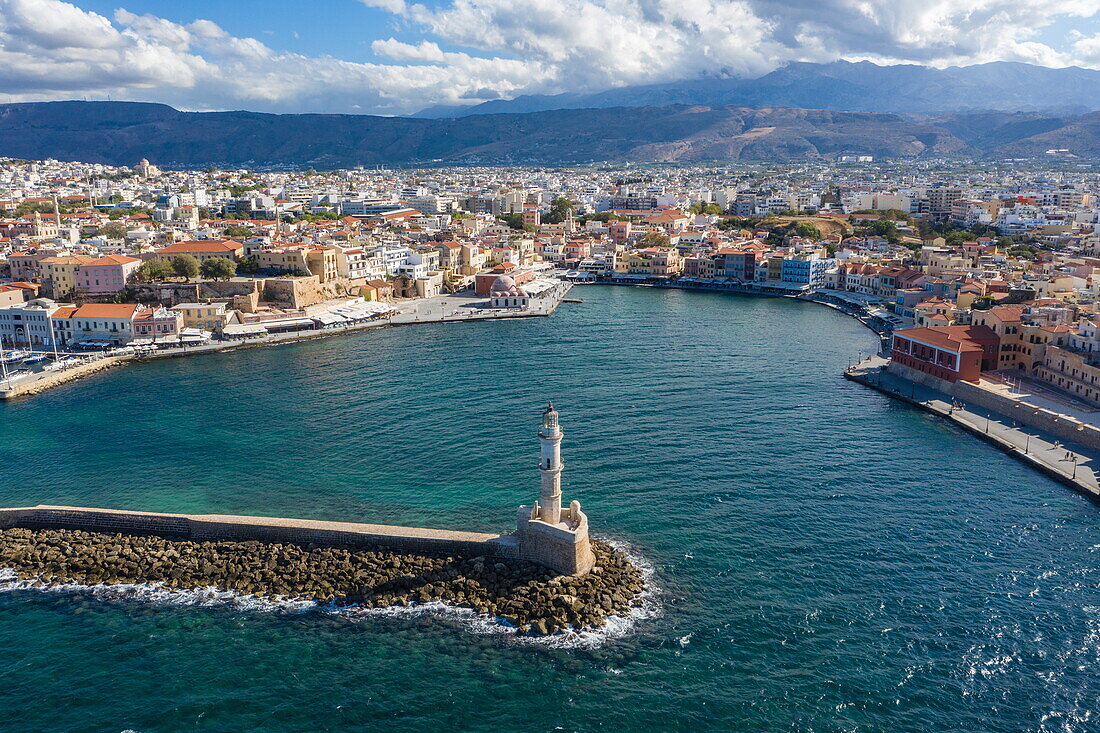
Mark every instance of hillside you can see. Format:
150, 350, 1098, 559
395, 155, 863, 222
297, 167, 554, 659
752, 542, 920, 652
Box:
0, 100, 1097, 167
0, 101, 968, 167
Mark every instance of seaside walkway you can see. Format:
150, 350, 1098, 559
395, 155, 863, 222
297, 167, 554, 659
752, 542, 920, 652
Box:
847, 356, 1100, 499
0, 285, 571, 400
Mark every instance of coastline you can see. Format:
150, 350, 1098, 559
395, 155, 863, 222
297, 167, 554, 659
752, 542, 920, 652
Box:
590, 278, 1100, 501
846, 357, 1100, 501
0, 285, 571, 400
588, 278, 894, 339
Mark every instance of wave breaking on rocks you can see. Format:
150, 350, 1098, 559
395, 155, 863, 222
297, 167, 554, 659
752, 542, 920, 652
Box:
0, 527, 652, 642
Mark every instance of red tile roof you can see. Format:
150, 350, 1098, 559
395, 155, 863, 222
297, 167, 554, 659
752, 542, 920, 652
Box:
157, 240, 240, 254
71, 303, 141, 319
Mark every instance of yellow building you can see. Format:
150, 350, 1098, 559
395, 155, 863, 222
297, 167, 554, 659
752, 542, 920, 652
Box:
972, 305, 1025, 370
256, 247, 310, 275
170, 302, 230, 331
614, 247, 682, 276
305, 246, 340, 283
38, 255, 95, 299
1034, 344, 1100, 406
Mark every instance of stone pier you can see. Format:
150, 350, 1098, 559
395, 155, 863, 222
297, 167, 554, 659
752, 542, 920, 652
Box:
0, 505, 523, 562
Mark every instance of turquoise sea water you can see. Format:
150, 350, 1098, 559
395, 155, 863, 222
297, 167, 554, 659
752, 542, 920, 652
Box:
1, 286, 1098, 732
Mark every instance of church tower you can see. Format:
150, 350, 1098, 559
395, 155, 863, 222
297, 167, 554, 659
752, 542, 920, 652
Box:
515, 403, 595, 575
537, 402, 563, 524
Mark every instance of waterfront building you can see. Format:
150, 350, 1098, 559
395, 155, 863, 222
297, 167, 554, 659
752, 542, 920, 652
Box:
74, 255, 142, 297
63, 303, 143, 346
475, 264, 534, 296
1034, 344, 1100, 406
0, 298, 64, 348
171, 302, 230, 331
133, 307, 183, 342
713, 249, 756, 281
890, 325, 999, 383
488, 275, 529, 309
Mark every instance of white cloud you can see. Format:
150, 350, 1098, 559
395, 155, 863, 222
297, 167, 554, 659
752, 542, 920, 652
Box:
371, 38, 446, 63
0, 0, 1097, 114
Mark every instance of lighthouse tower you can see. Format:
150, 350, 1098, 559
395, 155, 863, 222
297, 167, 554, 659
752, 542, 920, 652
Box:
537, 402, 564, 524
515, 403, 595, 575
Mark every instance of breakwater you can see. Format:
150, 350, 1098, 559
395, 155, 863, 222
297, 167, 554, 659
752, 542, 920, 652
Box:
0, 522, 644, 636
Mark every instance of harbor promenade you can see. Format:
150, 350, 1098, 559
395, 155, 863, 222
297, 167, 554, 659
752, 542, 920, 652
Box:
847, 356, 1100, 500
0, 284, 571, 400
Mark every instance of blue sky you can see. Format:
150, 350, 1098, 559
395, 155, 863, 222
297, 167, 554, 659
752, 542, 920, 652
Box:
1, 0, 1098, 115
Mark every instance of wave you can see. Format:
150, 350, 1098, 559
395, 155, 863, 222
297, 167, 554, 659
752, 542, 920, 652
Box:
0, 538, 661, 650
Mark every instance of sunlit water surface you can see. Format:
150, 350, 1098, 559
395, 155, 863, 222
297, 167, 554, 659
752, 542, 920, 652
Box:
1, 286, 1097, 732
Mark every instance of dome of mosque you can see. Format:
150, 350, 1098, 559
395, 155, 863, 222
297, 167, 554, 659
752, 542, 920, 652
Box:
490, 275, 519, 296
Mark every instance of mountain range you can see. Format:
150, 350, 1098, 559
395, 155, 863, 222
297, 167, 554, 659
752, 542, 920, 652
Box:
0, 100, 1098, 167
414, 61, 1100, 118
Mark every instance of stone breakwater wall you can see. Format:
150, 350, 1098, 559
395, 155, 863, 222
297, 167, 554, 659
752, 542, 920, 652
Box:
0, 356, 131, 400
0, 524, 646, 636
0, 505, 519, 560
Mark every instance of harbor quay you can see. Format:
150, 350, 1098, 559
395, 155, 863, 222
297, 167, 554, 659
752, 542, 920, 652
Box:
847, 356, 1100, 500
0, 405, 635, 636
0, 282, 572, 400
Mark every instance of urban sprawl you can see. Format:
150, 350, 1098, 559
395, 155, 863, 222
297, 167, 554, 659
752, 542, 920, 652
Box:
3, 157, 1100, 428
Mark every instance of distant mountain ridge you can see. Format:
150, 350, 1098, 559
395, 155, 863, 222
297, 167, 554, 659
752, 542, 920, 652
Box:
414, 61, 1100, 118
0, 100, 1098, 166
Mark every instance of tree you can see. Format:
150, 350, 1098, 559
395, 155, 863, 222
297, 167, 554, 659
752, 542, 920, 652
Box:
136, 258, 174, 282
95, 221, 128, 240
857, 219, 901, 245
639, 231, 670, 247
545, 197, 576, 224
200, 257, 237, 281
499, 212, 532, 231
688, 202, 723, 215
792, 222, 821, 240
171, 254, 201, 280
237, 255, 260, 274
223, 224, 252, 237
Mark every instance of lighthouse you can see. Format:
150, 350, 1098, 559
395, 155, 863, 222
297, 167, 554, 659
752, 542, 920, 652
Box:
537, 402, 564, 524
515, 403, 595, 575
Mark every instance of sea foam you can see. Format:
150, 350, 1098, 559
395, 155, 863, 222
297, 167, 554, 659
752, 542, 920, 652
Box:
0, 537, 660, 649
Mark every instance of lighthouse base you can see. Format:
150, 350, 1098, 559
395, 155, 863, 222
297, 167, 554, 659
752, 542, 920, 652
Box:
515, 503, 595, 576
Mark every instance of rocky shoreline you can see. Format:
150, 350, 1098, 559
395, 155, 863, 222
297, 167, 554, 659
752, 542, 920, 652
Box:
0, 527, 646, 636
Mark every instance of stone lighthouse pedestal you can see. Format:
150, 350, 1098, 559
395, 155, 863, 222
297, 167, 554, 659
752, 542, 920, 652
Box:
515, 403, 596, 576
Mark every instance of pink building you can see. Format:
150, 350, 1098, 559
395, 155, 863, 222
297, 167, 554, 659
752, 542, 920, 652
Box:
134, 307, 183, 341
75, 255, 142, 296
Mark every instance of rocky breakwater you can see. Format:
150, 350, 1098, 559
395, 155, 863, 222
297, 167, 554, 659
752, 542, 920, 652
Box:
0, 527, 646, 636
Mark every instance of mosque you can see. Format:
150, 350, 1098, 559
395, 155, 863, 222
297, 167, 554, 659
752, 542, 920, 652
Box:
489, 274, 530, 309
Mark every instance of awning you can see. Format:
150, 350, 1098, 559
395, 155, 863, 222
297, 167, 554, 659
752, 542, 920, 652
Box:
262, 318, 315, 331
312, 313, 348, 326
222, 324, 267, 337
